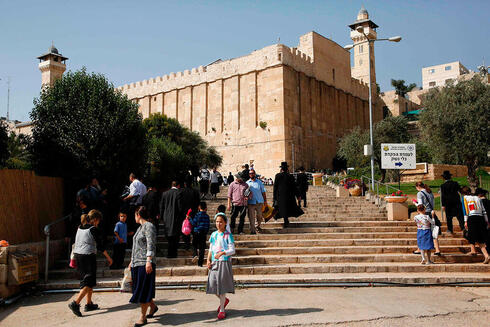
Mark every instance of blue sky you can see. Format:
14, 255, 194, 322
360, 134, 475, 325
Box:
1, 0, 488, 121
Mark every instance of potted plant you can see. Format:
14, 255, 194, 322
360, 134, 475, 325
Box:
384, 190, 408, 203
344, 178, 363, 196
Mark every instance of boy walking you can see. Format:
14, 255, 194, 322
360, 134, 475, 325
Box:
111, 212, 128, 269
190, 202, 210, 266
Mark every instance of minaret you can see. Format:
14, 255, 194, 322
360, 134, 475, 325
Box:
37, 44, 68, 87
349, 6, 378, 87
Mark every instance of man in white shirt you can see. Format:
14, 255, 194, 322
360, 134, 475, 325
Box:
124, 173, 147, 206
123, 173, 147, 232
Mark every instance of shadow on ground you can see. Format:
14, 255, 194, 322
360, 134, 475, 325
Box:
155, 307, 323, 325
85, 298, 194, 317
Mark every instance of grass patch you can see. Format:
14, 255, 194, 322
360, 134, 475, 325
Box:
367, 175, 490, 211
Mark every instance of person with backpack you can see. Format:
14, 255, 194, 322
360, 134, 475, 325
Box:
415, 182, 442, 256
461, 186, 490, 264
68, 210, 112, 317
189, 202, 210, 267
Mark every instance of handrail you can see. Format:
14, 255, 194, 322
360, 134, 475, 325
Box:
361, 175, 401, 195
361, 175, 402, 207
43, 214, 72, 283
326, 175, 402, 208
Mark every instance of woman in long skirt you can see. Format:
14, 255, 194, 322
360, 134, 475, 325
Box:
129, 206, 158, 326
461, 187, 490, 264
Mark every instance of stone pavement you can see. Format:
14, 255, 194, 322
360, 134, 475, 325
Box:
1, 287, 489, 326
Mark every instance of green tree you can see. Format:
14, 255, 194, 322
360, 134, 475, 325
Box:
337, 116, 411, 182
143, 113, 222, 187
0, 120, 8, 167
6, 132, 32, 169
337, 126, 369, 169
419, 76, 490, 188
391, 79, 417, 97
30, 68, 147, 190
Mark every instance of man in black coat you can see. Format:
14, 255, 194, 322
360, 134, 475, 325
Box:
160, 181, 182, 258
241, 164, 250, 182
296, 167, 309, 208
440, 170, 463, 234
273, 162, 303, 228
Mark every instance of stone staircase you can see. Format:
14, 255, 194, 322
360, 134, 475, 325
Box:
41, 186, 490, 290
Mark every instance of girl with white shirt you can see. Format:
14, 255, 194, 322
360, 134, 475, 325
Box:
414, 203, 435, 264
206, 215, 235, 320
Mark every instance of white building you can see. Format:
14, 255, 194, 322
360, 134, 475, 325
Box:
422, 61, 469, 89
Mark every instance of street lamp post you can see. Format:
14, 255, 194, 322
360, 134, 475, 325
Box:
344, 28, 401, 190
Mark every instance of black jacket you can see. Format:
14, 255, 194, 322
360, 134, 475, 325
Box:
142, 189, 160, 220
440, 180, 461, 207
273, 171, 303, 219
159, 188, 182, 237
296, 173, 309, 193
179, 187, 200, 218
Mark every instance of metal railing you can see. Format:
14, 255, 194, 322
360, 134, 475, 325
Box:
360, 175, 402, 207
43, 214, 72, 283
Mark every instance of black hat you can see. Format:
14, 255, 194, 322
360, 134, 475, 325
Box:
280, 161, 289, 169
234, 171, 245, 180
475, 188, 488, 196
441, 170, 452, 179
298, 166, 305, 171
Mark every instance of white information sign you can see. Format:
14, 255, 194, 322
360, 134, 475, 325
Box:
381, 143, 416, 169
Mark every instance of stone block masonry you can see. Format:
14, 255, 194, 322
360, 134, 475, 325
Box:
117, 32, 382, 178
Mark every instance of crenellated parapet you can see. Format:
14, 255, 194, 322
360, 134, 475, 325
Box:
116, 39, 369, 101
117, 45, 283, 99
349, 77, 369, 99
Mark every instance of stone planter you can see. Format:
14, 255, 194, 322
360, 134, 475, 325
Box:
384, 196, 408, 203
336, 185, 350, 197
349, 187, 362, 196
387, 202, 409, 220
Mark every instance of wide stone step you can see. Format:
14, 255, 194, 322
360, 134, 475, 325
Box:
48, 258, 490, 280
139, 253, 487, 266
77, 245, 473, 268
232, 238, 468, 248
40, 271, 490, 290
153, 236, 468, 248
165, 262, 490, 276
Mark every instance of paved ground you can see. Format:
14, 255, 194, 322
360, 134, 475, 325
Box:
1, 287, 489, 326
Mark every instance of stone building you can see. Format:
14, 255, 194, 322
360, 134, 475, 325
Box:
37, 44, 68, 88
12, 44, 69, 136
118, 8, 383, 178
422, 61, 469, 90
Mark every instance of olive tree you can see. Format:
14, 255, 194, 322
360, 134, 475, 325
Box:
419, 76, 490, 187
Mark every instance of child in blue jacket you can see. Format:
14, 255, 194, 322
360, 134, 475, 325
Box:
190, 201, 210, 266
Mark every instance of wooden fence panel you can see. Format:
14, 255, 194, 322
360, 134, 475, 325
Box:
0, 169, 64, 244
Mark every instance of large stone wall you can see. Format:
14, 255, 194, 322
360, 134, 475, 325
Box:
117, 32, 379, 178
283, 66, 370, 170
